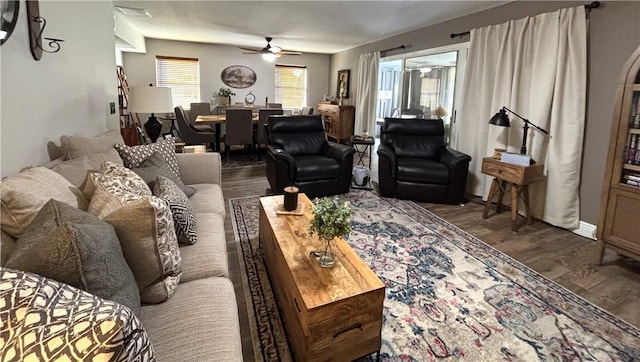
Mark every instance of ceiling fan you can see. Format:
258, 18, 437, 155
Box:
239, 37, 302, 61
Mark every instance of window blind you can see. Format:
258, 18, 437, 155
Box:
275, 64, 307, 109
155, 56, 200, 109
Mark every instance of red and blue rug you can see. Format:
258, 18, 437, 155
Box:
230, 189, 640, 361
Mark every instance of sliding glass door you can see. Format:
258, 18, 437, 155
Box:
376, 44, 468, 147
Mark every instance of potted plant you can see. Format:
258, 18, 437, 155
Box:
217, 87, 235, 107
308, 196, 352, 268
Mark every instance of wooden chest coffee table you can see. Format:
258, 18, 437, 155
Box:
259, 194, 385, 362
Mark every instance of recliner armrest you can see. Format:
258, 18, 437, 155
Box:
377, 144, 397, 178
266, 144, 296, 179
438, 148, 472, 170
323, 142, 355, 164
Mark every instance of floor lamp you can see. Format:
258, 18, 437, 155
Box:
128, 85, 174, 143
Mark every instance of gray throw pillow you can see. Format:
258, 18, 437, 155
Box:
133, 152, 195, 197
5, 199, 141, 315
153, 175, 197, 245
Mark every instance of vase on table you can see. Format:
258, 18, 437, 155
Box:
319, 237, 336, 268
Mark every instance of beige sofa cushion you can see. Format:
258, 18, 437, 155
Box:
179, 213, 228, 282
49, 150, 123, 188
1, 268, 155, 361
60, 129, 123, 160
0, 166, 88, 238
105, 197, 182, 304
188, 183, 226, 217
140, 277, 242, 362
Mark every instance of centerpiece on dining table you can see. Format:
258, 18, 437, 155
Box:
308, 196, 352, 268
217, 87, 235, 107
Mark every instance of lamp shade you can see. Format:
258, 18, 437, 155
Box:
488, 108, 511, 127
128, 86, 173, 113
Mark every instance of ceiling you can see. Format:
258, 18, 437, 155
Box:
113, 1, 508, 54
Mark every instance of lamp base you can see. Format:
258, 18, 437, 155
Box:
144, 114, 162, 143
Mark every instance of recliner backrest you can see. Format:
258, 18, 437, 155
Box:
381, 118, 445, 159
267, 115, 327, 156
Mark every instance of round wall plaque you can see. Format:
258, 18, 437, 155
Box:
221, 65, 257, 89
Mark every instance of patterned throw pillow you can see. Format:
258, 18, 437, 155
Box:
0, 166, 88, 238
153, 175, 197, 245
115, 138, 181, 179
5, 200, 141, 315
0, 268, 155, 361
133, 152, 195, 197
86, 161, 152, 218
105, 196, 182, 304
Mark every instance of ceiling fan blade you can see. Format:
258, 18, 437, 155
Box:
238, 46, 260, 52
278, 50, 302, 55
242, 52, 261, 55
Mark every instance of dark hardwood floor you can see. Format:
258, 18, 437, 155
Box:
221, 163, 640, 361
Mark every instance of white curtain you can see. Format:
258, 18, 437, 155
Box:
456, 6, 587, 229
355, 51, 380, 135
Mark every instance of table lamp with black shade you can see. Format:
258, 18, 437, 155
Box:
488, 106, 549, 155
128, 85, 173, 143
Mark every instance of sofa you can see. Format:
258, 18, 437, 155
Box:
0, 130, 243, 361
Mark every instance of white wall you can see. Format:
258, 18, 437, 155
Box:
0, 1, 118, 177
122, 38, 331, 110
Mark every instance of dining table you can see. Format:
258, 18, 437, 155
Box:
196, 113, 259, 152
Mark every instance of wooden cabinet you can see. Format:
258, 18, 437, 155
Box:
596, 45, 640, 263
317, 103, 354, 144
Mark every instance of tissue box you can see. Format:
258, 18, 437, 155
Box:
501, 152, 531, 166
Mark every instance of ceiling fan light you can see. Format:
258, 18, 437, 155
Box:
262, 53, 276, 62
269, 46, 281, 54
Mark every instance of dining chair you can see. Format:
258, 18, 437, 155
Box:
189, 102, 215, 132
224, 108, 254, 161
300, 106, 314, 115
267, 103, 282, 109
174, 106, 216, 150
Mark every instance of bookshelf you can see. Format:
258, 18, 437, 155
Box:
596, 46, 640, 263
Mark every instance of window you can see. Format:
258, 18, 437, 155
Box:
275, 64, 307, 109
376, 43, 469, 146
155, 56, 200, 109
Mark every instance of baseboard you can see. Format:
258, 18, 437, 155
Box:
572, 221, 597, 240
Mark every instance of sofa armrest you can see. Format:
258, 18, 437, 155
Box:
175, 152, 222, 185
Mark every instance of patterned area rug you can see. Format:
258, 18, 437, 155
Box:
230, 189, 640, 361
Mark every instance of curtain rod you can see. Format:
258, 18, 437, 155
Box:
450, 1, 601, 39
381, 45, 405, 53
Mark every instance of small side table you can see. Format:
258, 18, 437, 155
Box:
481, 157, 544, 231
350, 135, 375, 190
351, 135, 375, 169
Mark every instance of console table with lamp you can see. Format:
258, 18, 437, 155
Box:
482, 106, 548, 231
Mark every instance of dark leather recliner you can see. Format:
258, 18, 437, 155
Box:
266, 115, 355, 198
378, 118, 471, 204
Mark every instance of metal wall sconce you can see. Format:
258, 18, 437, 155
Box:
26, 0, 64, 60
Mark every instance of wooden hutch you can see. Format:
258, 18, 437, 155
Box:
596, 45, 640, 263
